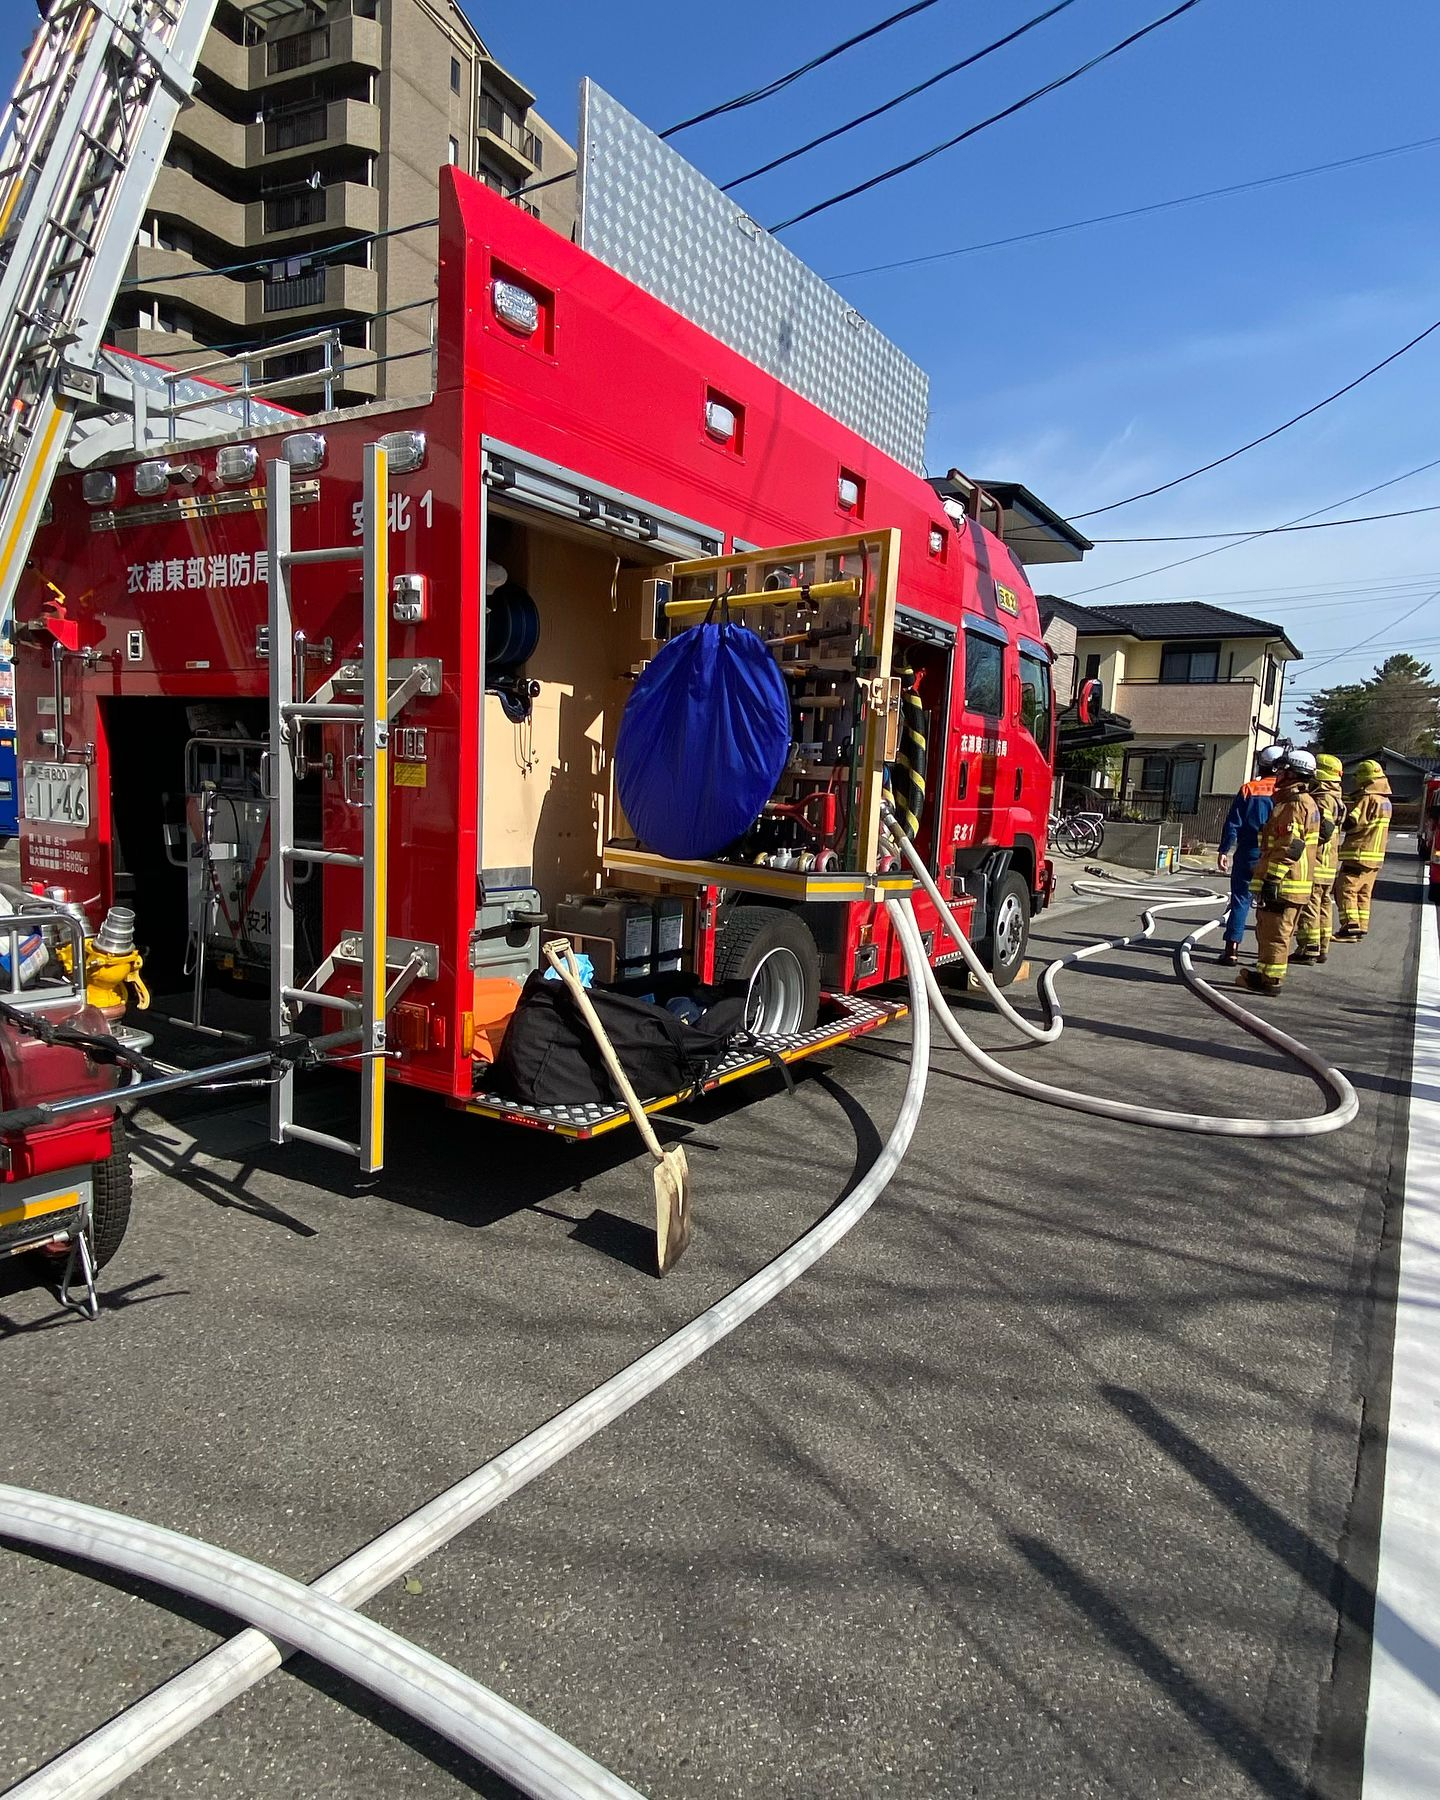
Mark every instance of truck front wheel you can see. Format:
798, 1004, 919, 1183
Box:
716, 907, 821, 1037
89, 1117, 133, 1271
983, 872, 1031, 988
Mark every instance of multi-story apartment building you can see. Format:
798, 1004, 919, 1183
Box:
107, 0, 576, 410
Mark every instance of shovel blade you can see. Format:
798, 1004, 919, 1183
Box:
654, 1147, 691, 1276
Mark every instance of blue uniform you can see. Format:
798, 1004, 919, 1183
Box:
1219, 778, 1275, 945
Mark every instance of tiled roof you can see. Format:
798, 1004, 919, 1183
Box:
1037, 597, 1299, 658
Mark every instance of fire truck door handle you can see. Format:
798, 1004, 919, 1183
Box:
1014, 768, 1023, 800
259, 751, 274, 802
957, 760, 968, 799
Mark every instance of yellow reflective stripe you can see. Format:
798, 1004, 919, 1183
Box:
0, 1190, 81, 1231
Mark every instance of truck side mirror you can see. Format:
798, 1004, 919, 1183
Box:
1077, 677, 1102, 726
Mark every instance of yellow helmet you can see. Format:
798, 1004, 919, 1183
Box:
1351, 758, 1384, 786
1314, 753, 1344, 781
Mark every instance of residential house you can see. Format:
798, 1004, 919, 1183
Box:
1038, 599, 1301, 819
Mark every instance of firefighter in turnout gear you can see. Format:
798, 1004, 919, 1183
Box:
1294, 752, 1345, 964
1334, 758, 1393, 939
1237, 748, 1320, 996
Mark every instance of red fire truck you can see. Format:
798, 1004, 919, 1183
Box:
12, 164, 1058, 1176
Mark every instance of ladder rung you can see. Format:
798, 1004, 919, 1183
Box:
284, 546, 362, 567
282, 702, 362, 724
281, 1123, 361, 1159
281, 986, 360, 1014
283, 845, 363, 867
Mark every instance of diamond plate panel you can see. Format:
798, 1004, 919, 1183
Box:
577, 81, 929, 475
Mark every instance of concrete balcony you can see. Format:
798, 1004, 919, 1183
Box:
250, 97, 382, 167
250, 14, 383, 87
172, 99, 247, 167
252, 259, 378, 325
1112, 678, 1259, 738
197, 27, 249, 92
150, 164, 247, 247
126, 246, 247, 329
246, 179, 379, 244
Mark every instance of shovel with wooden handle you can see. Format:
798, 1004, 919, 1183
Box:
542, 939, 692, 1275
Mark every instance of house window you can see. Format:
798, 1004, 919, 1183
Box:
447, 135, 460, 165
1263, 655, 1277, 706
963, 631, 1005, 719
1139, 754, 1168, 791
1019, 650, 1051, 749
1159, 641, 1220, 683
1083, 652, 1101, 680
450, 57, 462, 93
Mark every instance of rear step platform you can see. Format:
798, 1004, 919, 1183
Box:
463, 991, 908, 1139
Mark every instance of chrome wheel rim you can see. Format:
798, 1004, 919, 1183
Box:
994, 892, 1025, 968
745, 947, 806, 1036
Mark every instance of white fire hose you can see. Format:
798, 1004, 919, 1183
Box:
882, 807, 1357, 1136
6, 901, 935, 1800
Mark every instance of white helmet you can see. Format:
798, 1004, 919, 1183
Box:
1282, 748, 1317, 779
1256, 744, 1287, 774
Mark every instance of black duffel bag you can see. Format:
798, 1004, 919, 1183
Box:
488, 972, 746, 1108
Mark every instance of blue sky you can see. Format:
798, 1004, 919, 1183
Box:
6, 0, 1438, 728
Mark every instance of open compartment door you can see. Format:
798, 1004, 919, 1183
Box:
603, 530, 911, 903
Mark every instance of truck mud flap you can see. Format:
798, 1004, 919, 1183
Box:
463, 991, 907, 1140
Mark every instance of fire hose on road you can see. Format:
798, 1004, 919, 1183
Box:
881, 804, 1358, 1136
1, 848, 1360, 1797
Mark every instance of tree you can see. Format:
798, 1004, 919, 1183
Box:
1297, 654, 1440, 758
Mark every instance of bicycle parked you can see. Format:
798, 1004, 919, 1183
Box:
1047, 805, 1106, 858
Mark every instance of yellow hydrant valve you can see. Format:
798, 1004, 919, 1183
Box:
84, 906, 150, 1015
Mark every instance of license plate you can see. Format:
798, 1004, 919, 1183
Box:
22, 761, 90, 826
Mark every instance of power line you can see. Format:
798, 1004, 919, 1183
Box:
1058, 455, 1440, 599
1070, 316, 1440, 520
768, 0, 1206, 233
825, 134, 1440, 280
660, 0, 944, 138
724, 0, 1080, 191
1285, 589, 1440, 683
1041, 500, 1440, 544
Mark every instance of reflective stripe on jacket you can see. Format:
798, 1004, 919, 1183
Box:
1251, 787, 1321, 902
1341, 777, 1393, 869
1313, 783, 1346, 882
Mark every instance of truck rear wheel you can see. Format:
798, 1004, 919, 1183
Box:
716, 906, 820, 1037
89, 1117, 133, 1271
983, 872, 1030, 989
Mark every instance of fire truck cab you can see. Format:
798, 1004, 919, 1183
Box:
16, 153, 1056, 1155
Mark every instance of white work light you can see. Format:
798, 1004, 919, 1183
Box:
281, 432, 326, 471
379, 429, 427, 473
215, 444, 259, 485
491, 279, 539, 336
704, 400, 736, 443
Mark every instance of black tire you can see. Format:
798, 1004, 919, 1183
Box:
715, 906, 821, 1036
89, 1116, 133, 1271
982, 871, 1030, 988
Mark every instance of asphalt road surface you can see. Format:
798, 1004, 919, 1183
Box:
0, 845, 1423, 1798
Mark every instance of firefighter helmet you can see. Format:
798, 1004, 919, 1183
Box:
1315, 753, 1344, 782
1352, 757, 1384, 786
1256, 744, 1288, 775
1279, 748, 1317, 781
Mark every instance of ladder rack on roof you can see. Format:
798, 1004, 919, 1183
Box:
0, 0, 218, 635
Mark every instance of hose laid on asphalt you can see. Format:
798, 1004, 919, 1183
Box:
7, 898, 935, 1800
881, 808, 1357, 1137
0, 1486, 645, 1800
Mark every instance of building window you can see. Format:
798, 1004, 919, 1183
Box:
451, 57, 461, 93
265, 105, 327, 154
1263, 655, 1277, 706
1083, 652, 1101, 680
268, 27, 329, 74
265, 188, 326, 231
447, 135, 460, 165
1019, 651, 1051, 749
1159, 641, 1220, 684
963, 632, 1005, 719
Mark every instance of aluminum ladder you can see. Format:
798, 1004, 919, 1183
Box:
0, 0, 218, 636
266, 444, 436, 1174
